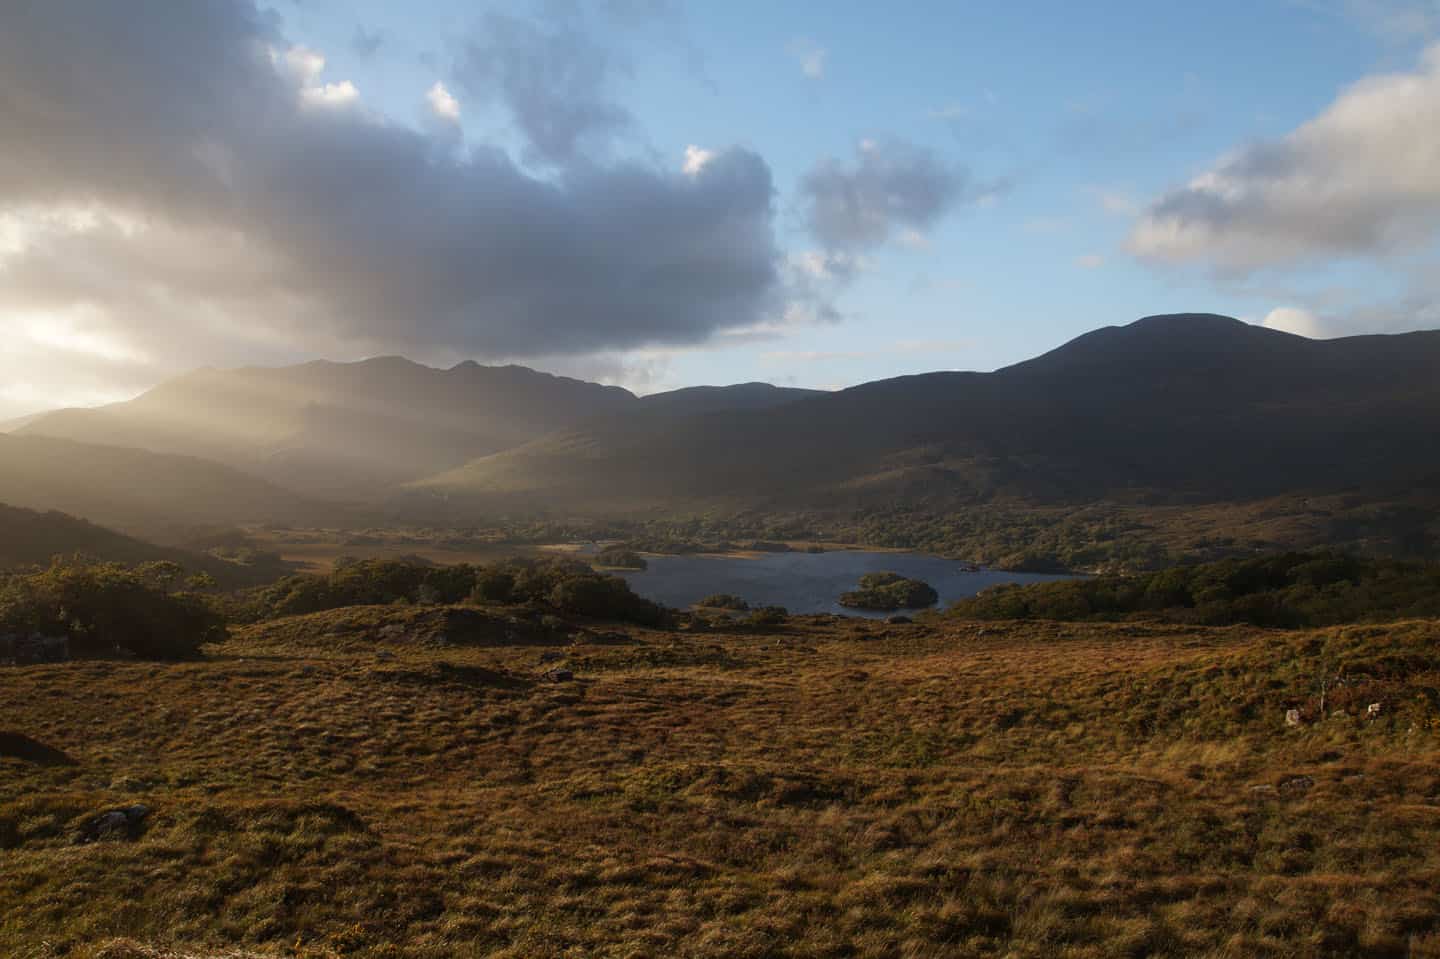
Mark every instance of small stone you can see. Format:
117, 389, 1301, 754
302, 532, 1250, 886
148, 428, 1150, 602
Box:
541, 668, 574, 682
1284, 708, 1302, 727
1366, 702, 1382, 719
1278, 775, 1315, 795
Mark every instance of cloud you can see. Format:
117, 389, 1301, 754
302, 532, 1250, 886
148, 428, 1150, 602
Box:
1074, 253, 1105, 269
1129, 44, 1440, 271
454, 8, 632, 167
799, 139, 974, 253
0, 0, 787, 416
1260, 306, 1329, 337
682, 145, 715, 175
788, 38, 826, 79
426, 81, 460, 121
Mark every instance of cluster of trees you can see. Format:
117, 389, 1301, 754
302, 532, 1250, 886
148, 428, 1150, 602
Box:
948, 551, 1440, 628
249, 557, 667, 626
0, 558, 224, 660
839, 572, 939, 611
697, 594, 749, 610
592, 547, 647, 570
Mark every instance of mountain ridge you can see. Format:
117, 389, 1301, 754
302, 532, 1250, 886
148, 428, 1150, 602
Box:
406, 314, 1440, 515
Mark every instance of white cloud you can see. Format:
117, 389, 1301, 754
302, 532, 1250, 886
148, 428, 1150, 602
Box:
302, 80, 359, 108
1074, 253, 1105, 269
789, 38, 826, 79
1130, 43, 1440, 270
426, 81, 460, 121
682, 144, 714, 175
1260, 306, 1329, 338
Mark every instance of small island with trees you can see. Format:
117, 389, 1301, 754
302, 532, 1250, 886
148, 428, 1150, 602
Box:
592, 546, 648, 570
838, 571, 939, 611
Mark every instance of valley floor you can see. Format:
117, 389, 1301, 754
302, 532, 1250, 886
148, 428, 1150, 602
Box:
4, 611, 1440, 957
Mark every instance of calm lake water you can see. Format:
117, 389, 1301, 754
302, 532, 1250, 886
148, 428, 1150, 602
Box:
614, 550, 1074, 618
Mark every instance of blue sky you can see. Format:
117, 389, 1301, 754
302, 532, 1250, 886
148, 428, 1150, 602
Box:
2, 0, 1440, 414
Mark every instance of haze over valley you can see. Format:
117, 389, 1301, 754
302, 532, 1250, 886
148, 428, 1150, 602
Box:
6, 3, 1440, 957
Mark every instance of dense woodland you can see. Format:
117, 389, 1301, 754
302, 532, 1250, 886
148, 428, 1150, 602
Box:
946, 551, 1440, 628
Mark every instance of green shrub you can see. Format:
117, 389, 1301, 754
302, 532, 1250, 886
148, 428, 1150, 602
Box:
946, 551, 1440, 628
593, 547, 648, 570
0, 558, 226, 659
839, 572, 939, 611
746, 606, 788, 627
249, 556, 668, 627
697, 593, 749, 610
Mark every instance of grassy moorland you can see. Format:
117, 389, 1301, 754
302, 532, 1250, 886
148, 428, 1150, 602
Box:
5, 599, 1440, 957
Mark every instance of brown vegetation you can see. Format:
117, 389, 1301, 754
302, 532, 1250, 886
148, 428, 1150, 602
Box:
4, 604, 1440, 956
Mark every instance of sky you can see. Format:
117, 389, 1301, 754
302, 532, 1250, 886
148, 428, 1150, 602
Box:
3, 0, 1440, 418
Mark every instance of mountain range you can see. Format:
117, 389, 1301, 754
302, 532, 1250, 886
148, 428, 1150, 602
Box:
409, 314, 1440, 513
6, 314, 1440, 538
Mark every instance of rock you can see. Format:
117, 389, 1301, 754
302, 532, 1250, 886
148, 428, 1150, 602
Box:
886, 615, 912, 625
7, 633, 69, 665
1366, 702, 1382, 719
75, 804, 150, 844
1248, 784, 1277, 795
541, 668, 574, 683
1284, 708, 1302, 727
1278, 775, 1315, 796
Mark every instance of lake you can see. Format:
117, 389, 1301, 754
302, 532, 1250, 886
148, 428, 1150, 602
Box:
614, 550, 1074, 618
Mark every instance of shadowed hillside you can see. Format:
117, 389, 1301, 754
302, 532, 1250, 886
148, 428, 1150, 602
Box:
0, 503, 291, 586
0, 434, 343, 544
408, 315, 1440, 514
19, 358, 637, 499
19, 360, 821, 501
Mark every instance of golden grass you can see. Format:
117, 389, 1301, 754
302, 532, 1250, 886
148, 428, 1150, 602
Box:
3, 609, 1440, 957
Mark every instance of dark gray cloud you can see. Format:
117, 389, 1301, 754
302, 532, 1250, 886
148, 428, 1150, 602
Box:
0, 0, 785, 414
454, 8, 633, 168
798, 139, 973, 252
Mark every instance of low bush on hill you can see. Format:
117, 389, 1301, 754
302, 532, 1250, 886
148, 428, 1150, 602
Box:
947, 550, 1440, 627
697, 593, 749, 610
0, 558, 225, 659
593, 547, 647, 570
839, 572, 939, 611
249, 557, 667, 626
746, 605, 789, 627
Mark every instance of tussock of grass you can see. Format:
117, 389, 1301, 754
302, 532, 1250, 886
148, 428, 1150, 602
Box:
3, 609, 1440, 956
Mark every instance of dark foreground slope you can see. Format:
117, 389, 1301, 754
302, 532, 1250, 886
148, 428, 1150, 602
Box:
413, 315, 1440, 513
4, 607, 1440, 957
